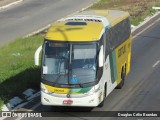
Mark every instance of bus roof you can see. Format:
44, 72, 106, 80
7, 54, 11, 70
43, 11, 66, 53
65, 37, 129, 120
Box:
45, 10, 129, 42
45, 21, 103, 42
67, 10, 129, 26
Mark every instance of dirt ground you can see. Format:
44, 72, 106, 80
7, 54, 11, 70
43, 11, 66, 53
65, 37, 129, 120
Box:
91, 0, 160, 25
106, 0, 160, 18
0, 0, 18, 7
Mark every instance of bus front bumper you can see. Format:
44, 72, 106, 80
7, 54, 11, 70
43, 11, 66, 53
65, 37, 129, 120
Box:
41, 91, 102, 107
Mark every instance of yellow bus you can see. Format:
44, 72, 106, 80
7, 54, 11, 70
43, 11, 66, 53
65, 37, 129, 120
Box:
41, 10, 132, 107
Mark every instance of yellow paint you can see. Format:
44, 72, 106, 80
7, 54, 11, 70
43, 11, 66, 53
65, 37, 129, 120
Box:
115, 36, 132, 85
95, 10, 109, 15
44, 84, 70, 94
45, 22, 103, 42
126, 36, 132, 74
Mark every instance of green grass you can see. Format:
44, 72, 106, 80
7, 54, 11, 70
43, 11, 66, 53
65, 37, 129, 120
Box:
131, 7, 157, 26
90, 0, 111, 8
0, 99, 3, 110
0, 35, 43, 110
131, 16, 145, 26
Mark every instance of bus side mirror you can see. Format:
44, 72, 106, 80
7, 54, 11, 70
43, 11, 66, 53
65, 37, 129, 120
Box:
99, 46, 104, 67
34, 45, 42, 66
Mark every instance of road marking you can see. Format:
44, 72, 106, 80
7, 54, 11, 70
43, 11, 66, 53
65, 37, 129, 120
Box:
152, 60, 160, 68
133, 16, 160, 40
0, 0, 23, 10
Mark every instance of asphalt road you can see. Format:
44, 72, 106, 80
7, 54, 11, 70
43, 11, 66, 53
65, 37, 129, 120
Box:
0, 0, 97, 46
2, 1, 160, 119
11, 15, 160, 120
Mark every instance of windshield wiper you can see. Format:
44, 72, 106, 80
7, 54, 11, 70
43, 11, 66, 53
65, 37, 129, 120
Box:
54, 72, 65, 83
41, 77, 56, 86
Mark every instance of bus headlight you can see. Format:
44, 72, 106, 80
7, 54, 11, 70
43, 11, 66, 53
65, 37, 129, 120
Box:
41, 88, 52, 94
85, 84, 100, 95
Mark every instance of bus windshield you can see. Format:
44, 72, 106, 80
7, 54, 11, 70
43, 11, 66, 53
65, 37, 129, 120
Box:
42, 40, 98, 87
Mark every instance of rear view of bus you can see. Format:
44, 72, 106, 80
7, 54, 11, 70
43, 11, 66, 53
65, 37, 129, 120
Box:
41, 10, 132, 107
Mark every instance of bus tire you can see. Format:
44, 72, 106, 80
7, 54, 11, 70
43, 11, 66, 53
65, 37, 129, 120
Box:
98, 85, 106, 107
116, 69, 125, 89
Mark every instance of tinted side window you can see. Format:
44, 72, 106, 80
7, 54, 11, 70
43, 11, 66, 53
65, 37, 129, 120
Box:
105, 30, 111, 59
105, 18, 131, 51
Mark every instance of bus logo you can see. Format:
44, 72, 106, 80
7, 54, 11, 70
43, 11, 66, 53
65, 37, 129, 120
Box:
67, 94, 71, 98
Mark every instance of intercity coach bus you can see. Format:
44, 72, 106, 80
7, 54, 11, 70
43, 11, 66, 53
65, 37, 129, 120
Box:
41, 10, 132, 107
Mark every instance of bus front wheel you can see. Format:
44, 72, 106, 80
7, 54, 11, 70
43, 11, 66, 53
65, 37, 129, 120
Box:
98, 85, 106, 107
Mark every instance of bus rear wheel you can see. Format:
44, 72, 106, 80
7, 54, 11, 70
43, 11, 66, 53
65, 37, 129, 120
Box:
116, 68, 126, 89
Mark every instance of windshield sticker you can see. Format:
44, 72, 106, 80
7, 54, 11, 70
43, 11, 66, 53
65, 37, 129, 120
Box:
43, 66, 48, 74
72, 75, 78, 83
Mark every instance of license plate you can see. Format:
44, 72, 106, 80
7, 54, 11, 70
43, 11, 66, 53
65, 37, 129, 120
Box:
63, 100, 73, 104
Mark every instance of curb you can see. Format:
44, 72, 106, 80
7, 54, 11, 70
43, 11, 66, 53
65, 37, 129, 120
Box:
24, 24, 51, 38
0, 0, 23, 10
